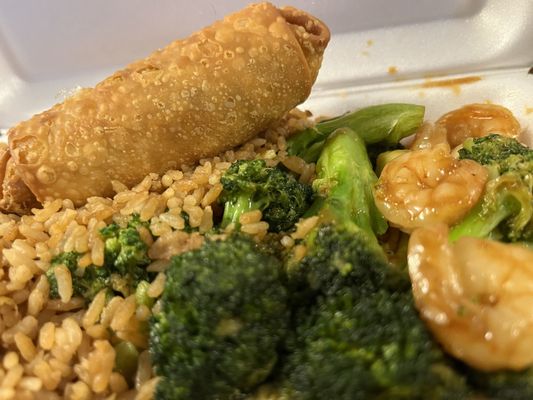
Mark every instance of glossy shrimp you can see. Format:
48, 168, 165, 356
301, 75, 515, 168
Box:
436, 103, 521, 148
373, 143, 488, 232
410, 103, 521, 150
408, 224, 533, 371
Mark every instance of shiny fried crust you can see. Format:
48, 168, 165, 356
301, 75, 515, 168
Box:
2, 2, 329, 213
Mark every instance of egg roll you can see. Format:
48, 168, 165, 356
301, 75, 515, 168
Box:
1, 2, 329, 213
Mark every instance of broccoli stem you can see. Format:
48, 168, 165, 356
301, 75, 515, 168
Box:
287, 104, 424, 163
220, 194, 258, 229
311, 127, 388, 244
448, 198, 515, 241
375, 149, 410, 176
449, 174, 532, 242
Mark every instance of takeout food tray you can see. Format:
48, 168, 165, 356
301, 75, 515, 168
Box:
0, 0, 532, 145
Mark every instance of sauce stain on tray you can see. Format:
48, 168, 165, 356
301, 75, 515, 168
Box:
418, 75, 482, 95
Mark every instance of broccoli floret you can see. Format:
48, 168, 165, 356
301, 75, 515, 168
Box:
46, 252, 110, 301
450, 134, 533, 242
285, 287, 469, 400
149, 234, 289, 400
100, 215, 152, 294
281, 127, 469, 398
46, 215, 152, 302
287, 104, 424, 163
467, 368, 533, 400
219, 159, 314, 232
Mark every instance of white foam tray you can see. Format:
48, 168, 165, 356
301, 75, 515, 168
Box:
0, 0, 532, 144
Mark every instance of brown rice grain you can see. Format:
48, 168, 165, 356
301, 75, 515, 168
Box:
82, 290, 107, 329
140, 196, 161, 222
85, 324, 109, 340
112, 180, 129, 194
32, 200, 62, 222
14, 332, 36, 362
11, 289, 30, 305
147, 274, 166, 299
11, 240, 37, 260
145, 260, 169, 273
64, 381, 91, 400
148, 220, 172, 237
165, 197, 182, 210
291, 244, 308, 263
199, 206, 213, 233
48, 357, 73, 379
32, 359, 61, 391
135, 305, 151, 322
239, 210, 262, 225
172, 179, 197, 195
46, 298, 85, 312
77, 253, 92, 268
201, 183, 223, 207
111, 296, 136, 332
18, 377, 42, 392
110, 372, 129, 394
1, 363, 23, 388
62, 199, 75, 210
299, 163, 316, 184
0, 221, 18, 243
113, 191, 139, 204
157, 212, 184, 231
53, 265, 73, 303
120, 193, 149, 216
115, 326, 148, 349
240, 222, 269, 237
2, 353, 18, 370
281, 155, 306, 175
183, 194, 197, 207
0, 387, 15, 400
38, 322, 55, 350
75, 340, 115, 393
100, 297, 124, 327
2, 316, 38, 344
183, 205, 203, 227
291, 216, 319, 240
135, 377, 158, 400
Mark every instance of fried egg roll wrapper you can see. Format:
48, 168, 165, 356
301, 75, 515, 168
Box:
2, 2, 329, 211
0, 144, 38, 214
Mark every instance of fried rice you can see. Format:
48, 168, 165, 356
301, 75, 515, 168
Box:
0, 110, 314, 400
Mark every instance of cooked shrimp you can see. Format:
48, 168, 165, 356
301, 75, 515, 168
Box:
408, 224, 533, 371
436, 103, 521, 148
373, 144, 488, 232
409, 123, 448, 150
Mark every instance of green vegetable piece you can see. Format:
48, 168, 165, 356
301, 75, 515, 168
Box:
135, 280, 154, 308
219, 159, 314, 232
281, 126, 468, 399
45, 252, 110, 302
375, 149, 410, 176
46, 214, 154, 303
451, 134, 533, 243
150, 234, 289, 400
287, 103, 425, 163
310, 127, 388, 241
114, 341, 139, 385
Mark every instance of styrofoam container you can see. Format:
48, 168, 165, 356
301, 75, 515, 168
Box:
0, 0, 532, 145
